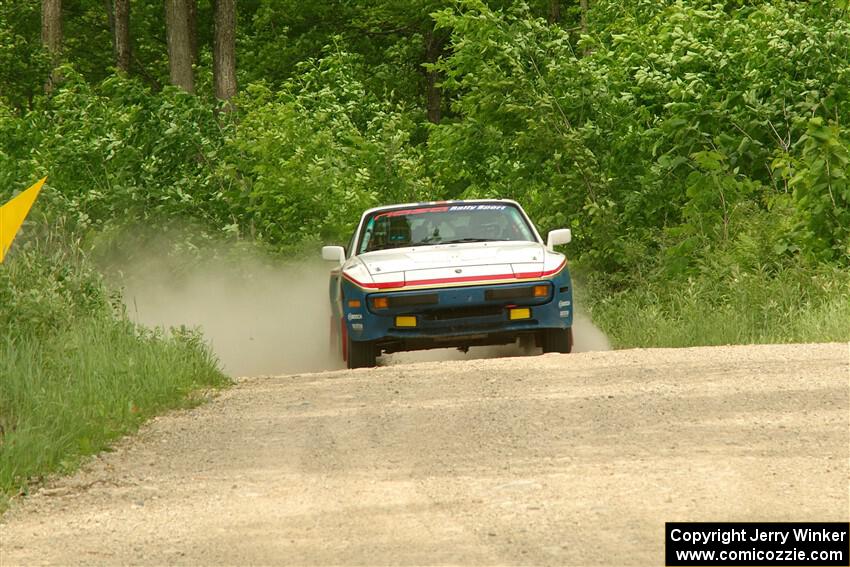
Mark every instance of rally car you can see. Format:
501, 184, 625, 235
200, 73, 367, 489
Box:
322, 200, 574, 368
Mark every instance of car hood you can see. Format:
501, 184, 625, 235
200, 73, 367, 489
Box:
342, 241, 566, 289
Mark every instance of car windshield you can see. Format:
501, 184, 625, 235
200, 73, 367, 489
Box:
357, 203, 536, 254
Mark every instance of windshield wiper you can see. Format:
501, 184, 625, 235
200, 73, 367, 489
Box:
441, 238, 506, 244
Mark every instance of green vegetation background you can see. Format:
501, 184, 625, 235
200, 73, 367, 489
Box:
1, 0, 848, 501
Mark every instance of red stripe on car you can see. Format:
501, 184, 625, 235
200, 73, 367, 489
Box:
375, 206, 450, 218
342, 259, 566, 290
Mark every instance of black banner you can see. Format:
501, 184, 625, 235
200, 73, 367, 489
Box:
666, 522, 850, 566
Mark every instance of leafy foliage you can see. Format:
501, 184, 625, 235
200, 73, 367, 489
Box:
0, 0, 847, 343
430, 0, 850, 276
0, 233, 225, 498
0, 2, 49, 109
224, 49, 436, 245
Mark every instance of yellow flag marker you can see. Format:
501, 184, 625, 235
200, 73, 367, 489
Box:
0, 177, 46, 264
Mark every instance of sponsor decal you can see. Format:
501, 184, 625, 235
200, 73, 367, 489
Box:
559, 310, 570, 318
376, 203, 507, 218
376, 206, 449, 218
351, 323, 364, 331
347, 313, 363, 321
448, 204, 507, 211
558, 300, 571, 308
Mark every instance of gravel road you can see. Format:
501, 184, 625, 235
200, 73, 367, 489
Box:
1, 343, 848, 566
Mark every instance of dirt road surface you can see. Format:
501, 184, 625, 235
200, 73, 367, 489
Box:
1, 343, 848, 566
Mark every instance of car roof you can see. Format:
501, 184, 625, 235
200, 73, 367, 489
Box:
360, 199, 523, 218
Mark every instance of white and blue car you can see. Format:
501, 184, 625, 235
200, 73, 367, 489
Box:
322, 200, 574, 368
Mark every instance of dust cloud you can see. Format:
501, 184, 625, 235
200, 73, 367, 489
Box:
112, 238, 609, 376
571, 312, 612, 352
120, 255, 342, 377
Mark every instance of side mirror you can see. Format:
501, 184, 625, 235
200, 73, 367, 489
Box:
322, 245, 346, 264
546, 228, 572, 250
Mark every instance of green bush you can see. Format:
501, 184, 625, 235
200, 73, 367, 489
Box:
221, 49, 437, 246
0, 240, 225, 500
430, 0, 850, 271
583, 264, 850, 348
0, 71, 233, 235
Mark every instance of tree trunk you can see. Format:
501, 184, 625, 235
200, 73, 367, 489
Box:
580, 0, 588, 32
187, 0, 198, 66
165, 0, 194, 93
579, 0, 589, 56
113, 0, 130, 73
548, 0, 561, 24
213, 0, 237, 102
41, 0, 62, 92
424, 28, 443, 125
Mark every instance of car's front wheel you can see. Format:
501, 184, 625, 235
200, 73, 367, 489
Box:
347, 333, 377, 369
541, 327, 573, 354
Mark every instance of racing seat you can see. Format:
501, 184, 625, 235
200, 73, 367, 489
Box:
388, 218, 412, 246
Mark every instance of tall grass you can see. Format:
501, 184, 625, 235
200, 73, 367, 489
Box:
581, 264, 850, 348
0, 239, 226, 506
0, 320, 224, 495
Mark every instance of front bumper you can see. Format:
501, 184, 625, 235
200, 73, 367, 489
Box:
340, 268, 573, 349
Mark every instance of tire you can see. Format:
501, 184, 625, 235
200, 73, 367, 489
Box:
346, 332, 377, 369
541, 327, 573, 354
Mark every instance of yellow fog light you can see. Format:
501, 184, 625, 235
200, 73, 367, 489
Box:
371, 297, 389, 309
395, 316, 417, 327
509, 307, 531, 320
533, 285, 548, 297
348, 299, 361, 308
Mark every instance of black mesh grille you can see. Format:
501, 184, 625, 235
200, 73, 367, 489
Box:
421, 305, 504, 321
388, 293, 439, 307
484, 285, 545, 300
